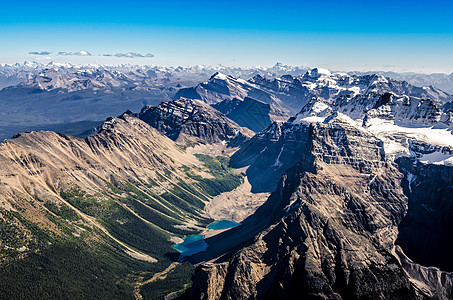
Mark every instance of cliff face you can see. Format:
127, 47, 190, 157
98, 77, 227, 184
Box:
189, 118, 423, 299
212, 97, 289, 132
138, 97, 254, 147
396, 157, 453, 272
230, 122, 312, 193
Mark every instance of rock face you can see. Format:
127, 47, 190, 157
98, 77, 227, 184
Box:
176, 69, 453, 118
333, 92, 447, 126
188, 87, 453, 299
213, 97, 289, 132
189, 117, 421, 299
394, 246, 453, 300
396, 157, 453, 272
175, 72, 281, 107
230, 121, 312, 193
137, 97, 254, 147
232, 88, 453, 194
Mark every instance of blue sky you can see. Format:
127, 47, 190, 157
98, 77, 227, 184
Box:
2, 0, 453, 73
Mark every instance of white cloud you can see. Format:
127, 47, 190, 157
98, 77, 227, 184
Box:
29, 51, 52, 55
76, 50, 91, 56
57, 50, 154, 58
58, 50, 92, 56
113, 52, 154, 58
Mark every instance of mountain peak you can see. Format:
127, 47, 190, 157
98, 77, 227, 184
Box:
209, 71, 229, 81
137, 97, 253, 147
308, 67, 331, 77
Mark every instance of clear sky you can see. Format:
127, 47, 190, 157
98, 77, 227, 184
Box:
2, 0, 453, 73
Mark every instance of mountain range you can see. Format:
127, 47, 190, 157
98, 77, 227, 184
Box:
1, 61, 452, 140
0, 63, 452, 299
185, 80, 453, 299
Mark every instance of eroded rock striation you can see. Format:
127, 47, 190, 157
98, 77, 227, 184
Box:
137, 97, 254, 147
213, 97, 288, 132
188, 111, 452, 299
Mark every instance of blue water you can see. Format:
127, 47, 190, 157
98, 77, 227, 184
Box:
173, 220, 241, 257
207, 220, 241, 230
173, 234, 207, 256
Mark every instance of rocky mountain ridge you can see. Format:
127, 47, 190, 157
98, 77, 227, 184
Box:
212, 97, 289, 132
0, 112, 248, 298
1, 63, 453, 299
176, 68, 452, 118
189, 114, 422, 299
234, 89, 453, 193
187, 90, 453, 299
136, 97, 254, 147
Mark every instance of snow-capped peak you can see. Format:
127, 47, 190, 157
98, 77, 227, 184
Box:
308, 67, 332, 78
209, 72, 229, 81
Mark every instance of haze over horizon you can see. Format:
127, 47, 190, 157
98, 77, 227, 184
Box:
2, 0, 453, 73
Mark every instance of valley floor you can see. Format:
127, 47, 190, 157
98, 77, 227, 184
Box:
205, 175, 270, 223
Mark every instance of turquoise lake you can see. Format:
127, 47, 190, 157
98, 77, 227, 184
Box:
207, 220, 241, 230
173, 220, 241, 256
172, 235, 207, 257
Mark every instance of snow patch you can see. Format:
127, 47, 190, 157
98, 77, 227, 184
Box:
365, 118, 453, 157
309, 68, 331, 77
236, 78, 249, 85
406, 172, 417, 193
312, 101, 330, 113
419, 151, 453, 166
369, 175, 377, 185
272, 145, 284, 168
212, 72, 228, 80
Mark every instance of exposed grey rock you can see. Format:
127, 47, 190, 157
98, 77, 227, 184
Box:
137, 97, 254, 147
177, 70, 453, 119
189, 118, 423, 299
230, 121, 312, 193
212, 97, 289, 132
395, 246, 453, 300
396, 157, 453, 272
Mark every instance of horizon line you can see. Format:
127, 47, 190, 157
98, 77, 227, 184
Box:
2, 61, 452, 76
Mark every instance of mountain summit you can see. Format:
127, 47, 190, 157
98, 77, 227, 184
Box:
137, 97, 254, 147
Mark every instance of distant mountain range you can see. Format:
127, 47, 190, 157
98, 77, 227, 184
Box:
2, 61, 452, 92
176, 68, 452, 132
0, 61, 310, 91
179, 68, 452, 112
0, 61, 452, 141
351, 70, 453, 94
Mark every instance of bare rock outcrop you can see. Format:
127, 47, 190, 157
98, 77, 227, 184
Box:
188, 117, 425, 299
138, 97, 254, 147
